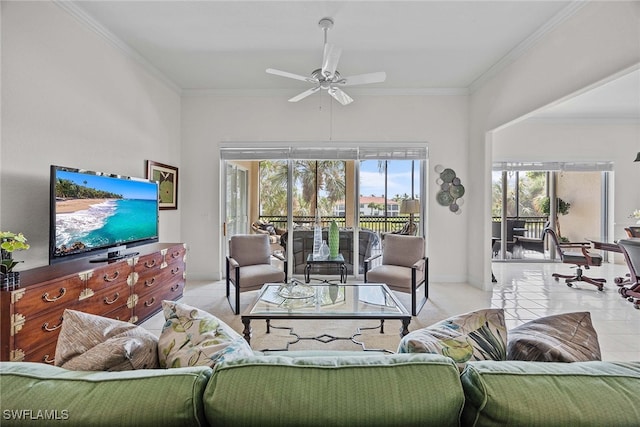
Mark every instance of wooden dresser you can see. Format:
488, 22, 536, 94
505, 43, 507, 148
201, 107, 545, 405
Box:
0, 242, 186, 363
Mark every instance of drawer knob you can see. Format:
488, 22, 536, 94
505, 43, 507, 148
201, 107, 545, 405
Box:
42, 288, 66, 303
170, 267, 180, 275
42, 354, 55, 364
144, 297, 156, 307
144, 259, 157, 268
144, 277, 156, 287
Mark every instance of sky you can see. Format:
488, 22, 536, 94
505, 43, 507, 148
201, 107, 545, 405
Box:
359, 160, 420, 199
57, 169, 157, 200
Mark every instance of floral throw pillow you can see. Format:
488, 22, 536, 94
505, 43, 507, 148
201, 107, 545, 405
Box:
397, 308, 507, 368
158, 301, 253, 369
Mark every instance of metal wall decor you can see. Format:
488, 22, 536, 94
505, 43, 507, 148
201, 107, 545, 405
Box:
434, 165, 465, 214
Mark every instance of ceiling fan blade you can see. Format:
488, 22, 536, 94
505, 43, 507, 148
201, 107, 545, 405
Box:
266, 68, 317, 83
288, 87, 320, 102
338, 71, 387, 86
329, 87, 353, 106
321, 43, 342, 78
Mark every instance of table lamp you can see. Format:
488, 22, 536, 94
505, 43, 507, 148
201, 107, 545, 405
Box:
400, 199, 420, 226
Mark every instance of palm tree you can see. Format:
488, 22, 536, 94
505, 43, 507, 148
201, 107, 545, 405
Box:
260, 160, 345, 218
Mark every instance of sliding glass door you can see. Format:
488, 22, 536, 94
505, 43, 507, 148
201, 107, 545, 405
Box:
225, 163, 248, 237
491, 162, 612, 262
221, 143, 428, 280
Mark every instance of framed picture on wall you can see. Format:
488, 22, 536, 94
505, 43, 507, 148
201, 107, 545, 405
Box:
146, 160, 178, 210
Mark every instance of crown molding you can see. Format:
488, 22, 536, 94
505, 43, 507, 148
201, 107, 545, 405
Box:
524, 117, 640, 125
54, 0, 181, 94
182, 87, 468, 97
468, 1, 588, 93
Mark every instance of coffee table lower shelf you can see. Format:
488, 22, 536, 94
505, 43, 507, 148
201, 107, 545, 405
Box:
242, 318, 409, 353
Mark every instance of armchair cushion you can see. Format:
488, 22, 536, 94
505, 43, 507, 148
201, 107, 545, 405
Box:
235, 264, 287, 289
397, 309, 507, 369
229, 234, 271, 266
365, 265, 414, 289
382, 234, 425, 268
507, 311, 601, 362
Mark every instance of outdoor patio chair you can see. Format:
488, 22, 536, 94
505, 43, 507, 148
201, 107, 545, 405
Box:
364, 234, 428, 316
226, 234, 286, 314
514, 221, 550, 256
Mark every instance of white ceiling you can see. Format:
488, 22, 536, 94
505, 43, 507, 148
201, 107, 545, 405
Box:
65, 1, 639, 119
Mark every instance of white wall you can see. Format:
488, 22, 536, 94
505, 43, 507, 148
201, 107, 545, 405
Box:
468, 1, 640, 289
181, 93, 469, 281
0, 1, 181, 269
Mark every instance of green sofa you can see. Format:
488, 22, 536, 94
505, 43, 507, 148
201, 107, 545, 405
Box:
2, 353, 639, 426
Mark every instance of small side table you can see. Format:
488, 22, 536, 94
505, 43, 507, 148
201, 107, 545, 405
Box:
304, 253, 347, 283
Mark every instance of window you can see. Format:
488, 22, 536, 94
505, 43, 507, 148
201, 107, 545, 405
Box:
259, 160, 346, 222
359, 160, 421, 232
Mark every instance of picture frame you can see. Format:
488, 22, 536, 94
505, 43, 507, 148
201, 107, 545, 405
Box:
146, 160, 178, 210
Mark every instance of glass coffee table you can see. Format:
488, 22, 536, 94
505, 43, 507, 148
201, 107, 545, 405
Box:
241, 281, 411, 352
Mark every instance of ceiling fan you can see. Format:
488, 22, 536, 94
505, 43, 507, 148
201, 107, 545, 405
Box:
266, 17, 386, 106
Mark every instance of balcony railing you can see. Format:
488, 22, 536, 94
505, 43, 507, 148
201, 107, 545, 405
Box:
491, 216, 548, 238
258, 215, 418, 235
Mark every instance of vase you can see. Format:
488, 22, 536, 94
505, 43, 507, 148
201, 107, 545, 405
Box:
328, 220, 339, 258
313, 226, 323, 259
319, 240, 330, 260
1, 271, 20, 290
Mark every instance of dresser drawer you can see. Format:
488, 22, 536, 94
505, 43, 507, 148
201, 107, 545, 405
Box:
75, 281, 130, 317
134, 251, 164, 274
134, 266, 184, 300
163, 244, 187, 267
12, 307, 67, 359
133, 269, 165, 299
133, 278, 184, 323
13, 276, 84, 316
21, 341, 58, 364
85, 261, 131, 293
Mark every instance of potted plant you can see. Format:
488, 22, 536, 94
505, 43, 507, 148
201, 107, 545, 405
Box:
539, 197, 571, 241
1, 231, 30, 289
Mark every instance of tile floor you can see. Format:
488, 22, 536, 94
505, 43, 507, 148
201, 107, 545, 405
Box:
141, 260, 639, 361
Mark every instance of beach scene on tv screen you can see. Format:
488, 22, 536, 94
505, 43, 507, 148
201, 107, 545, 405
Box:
54, 170, 158, 256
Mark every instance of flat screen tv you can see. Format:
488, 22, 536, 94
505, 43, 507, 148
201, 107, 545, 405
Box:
49, 165, 159, 264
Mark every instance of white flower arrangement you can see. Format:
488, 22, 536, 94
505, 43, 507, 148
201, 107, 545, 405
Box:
632, 210, 640, 223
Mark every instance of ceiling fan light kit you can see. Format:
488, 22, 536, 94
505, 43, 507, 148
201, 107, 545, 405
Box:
266, 17, 386, 105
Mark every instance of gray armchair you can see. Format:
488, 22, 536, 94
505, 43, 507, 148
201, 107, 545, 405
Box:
226, 234, 286, 314
364, 234, 428, 316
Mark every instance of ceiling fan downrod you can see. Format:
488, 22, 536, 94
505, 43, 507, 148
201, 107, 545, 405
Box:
319, 17, 334, 45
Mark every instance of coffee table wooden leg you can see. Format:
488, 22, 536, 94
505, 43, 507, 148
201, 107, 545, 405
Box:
400, 318, 410, 337
242, 318, 252, 344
